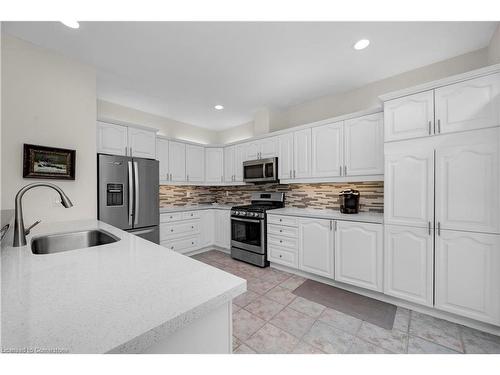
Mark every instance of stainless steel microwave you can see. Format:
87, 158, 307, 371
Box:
243, 157, 278, 183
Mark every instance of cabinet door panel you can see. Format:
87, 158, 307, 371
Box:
214, 210, 230, 249
435, 73, 500, 134
260, 137, 278, 158
97, 122, 128, 156
335, 222, 383, 292
234, 144, 245, 182
185, 145, 205, 182
293, 129, 312, 179
384, 90, 434, 142
168, 141, 186, 182
384, 145, 434, 227
311, 122, 343, 177
128, 127, 156, 159
344, 113, 383, 176
298, 218, 334, 278
435, 136, 499, 234
278, 133, 294, 180
156, 138, 169, 182
205, 148, 224, 183
435, 230, 500, 325
223, 146, 235, 183
200, 210, 215, 247
244, 141, 260, 161
384, 225, 434, 306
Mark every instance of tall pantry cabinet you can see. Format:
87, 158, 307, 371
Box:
382, 71, 500, 325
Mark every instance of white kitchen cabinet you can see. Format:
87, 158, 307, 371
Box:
435, 73, 500, 135
384, 90, 434, 142
384, 143, 434, 228
384, 225, 434, 307
334, 221, 383, 292
128, 127, 156, 159
156, 137, 169, 182
260, 137, 278, 158
168, 141, 186, 182
311, 122, 343, 178
344, 113, 384, 176
205, 148, 224, 184
97, 122, 129, 156
214, 209, 230, 249
435, 135, 499, 234
234, 144, 245, 182
298, 217, 334, 278
244, 141, 261, 161
199, 210, 215, 248
293, 129, 312, 179
185, 144, 205, 183
223, 146, 235, 183
435, 230, 500, 325
278, 133, 294, 180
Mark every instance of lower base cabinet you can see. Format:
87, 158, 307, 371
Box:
298, 218, 335, 279
334, 221, 383, 292
435, 230, 500, 325
214, 209, 231, 249
384, 225, 434, 306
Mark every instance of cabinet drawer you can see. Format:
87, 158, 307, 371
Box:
268, 246, 298, 268
267, 215, 298, 227
160, 220, 200, 240
268, 224, 298, 238
182, 211, 201, 220
268, 235, 298, 250
161, 235, 199, 254
160, 212, 183, 223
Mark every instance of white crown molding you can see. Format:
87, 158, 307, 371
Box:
97, 117, 160, 133
379, 63, 500, 102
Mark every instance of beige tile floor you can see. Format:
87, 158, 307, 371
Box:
191, 250, 500, 354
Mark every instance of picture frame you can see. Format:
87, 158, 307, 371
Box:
23, 144, 76, 180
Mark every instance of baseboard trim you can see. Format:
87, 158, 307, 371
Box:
270, 263, 500, 336
184, 246, 230, 257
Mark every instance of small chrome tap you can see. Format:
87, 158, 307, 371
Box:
13, 183, 73, 247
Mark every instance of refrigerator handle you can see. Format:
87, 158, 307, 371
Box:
127, 161, 134, 226
133, 161, 139, 226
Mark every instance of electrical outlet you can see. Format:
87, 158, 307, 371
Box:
225, 191, 229, 197
186, 191, 191, 198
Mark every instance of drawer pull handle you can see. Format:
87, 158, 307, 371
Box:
171, 246, 174, 249
279, 229, 283, 233
170, 216, 173, 219
279, 219, 282, 222
171, 229, 174, 232
279, 240, 283, 243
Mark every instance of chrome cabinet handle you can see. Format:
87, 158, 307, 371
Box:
279, 229, 283, 233
428, 221, 431, 236
437, 119, 441, 133
344, 165, 347, 175
428, 121, 432, 135
187, 174, 189, 181
125, 146, 128, 156
339, 166, 342, 176
293, 170, 296, 178
130, 146, 133, 156
170, 229, 174, 232
330, 221, 332, 230
437, 222, 441, 236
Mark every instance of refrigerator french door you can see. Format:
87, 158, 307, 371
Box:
98, 154, 159, 243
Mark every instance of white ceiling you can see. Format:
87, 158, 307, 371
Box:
3, 21, 498, 130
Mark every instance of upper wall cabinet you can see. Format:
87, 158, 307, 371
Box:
344, 113, 384, 176
128, 127, 157, 158
244, 137, 278, 160
97, 122, 129, 156
205, 148, 224, 184
156, 138, 170, 182
311, 122, 343, 178
168, 141, 186, 182
435, 73, 500, 135
384, 72, 500, 142
97, 121, 157, 159
384, 90, 434, 142
293, 129, 313, 179
224, 144, 245, 183
186, 144, 205, 183
278, 133, 294, 180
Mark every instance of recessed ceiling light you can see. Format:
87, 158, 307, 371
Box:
61, 21, 80, 29
353, 39, 370, 50
214, 105, 224, 110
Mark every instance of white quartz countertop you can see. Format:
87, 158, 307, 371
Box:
268, 208, 383, 224
0, 219, 245, 353
159, 204, 232, 214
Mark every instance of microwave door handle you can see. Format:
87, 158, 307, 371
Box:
262, 163, 266, 179
128, 161, 134, 226
133, 161, 139, 226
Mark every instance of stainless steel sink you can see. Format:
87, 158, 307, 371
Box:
31, 229, 120, 255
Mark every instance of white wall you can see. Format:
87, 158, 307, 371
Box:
1, 35, 97, 224
488, 24, 500, 64
97, 100, 219, 144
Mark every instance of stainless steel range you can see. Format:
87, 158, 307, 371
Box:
230, 192, 285, 267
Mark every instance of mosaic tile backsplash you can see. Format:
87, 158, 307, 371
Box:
159, 181, 384, 213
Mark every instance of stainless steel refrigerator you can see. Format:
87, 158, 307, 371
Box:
98, 153, 159, 243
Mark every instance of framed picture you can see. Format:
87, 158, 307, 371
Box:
23, 144, 76, 180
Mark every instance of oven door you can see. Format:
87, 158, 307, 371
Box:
231, 216, 265, 254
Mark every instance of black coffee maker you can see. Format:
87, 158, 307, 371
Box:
339, 189, 360, 214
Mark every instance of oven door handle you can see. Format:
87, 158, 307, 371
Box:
231, 217, 261, 224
